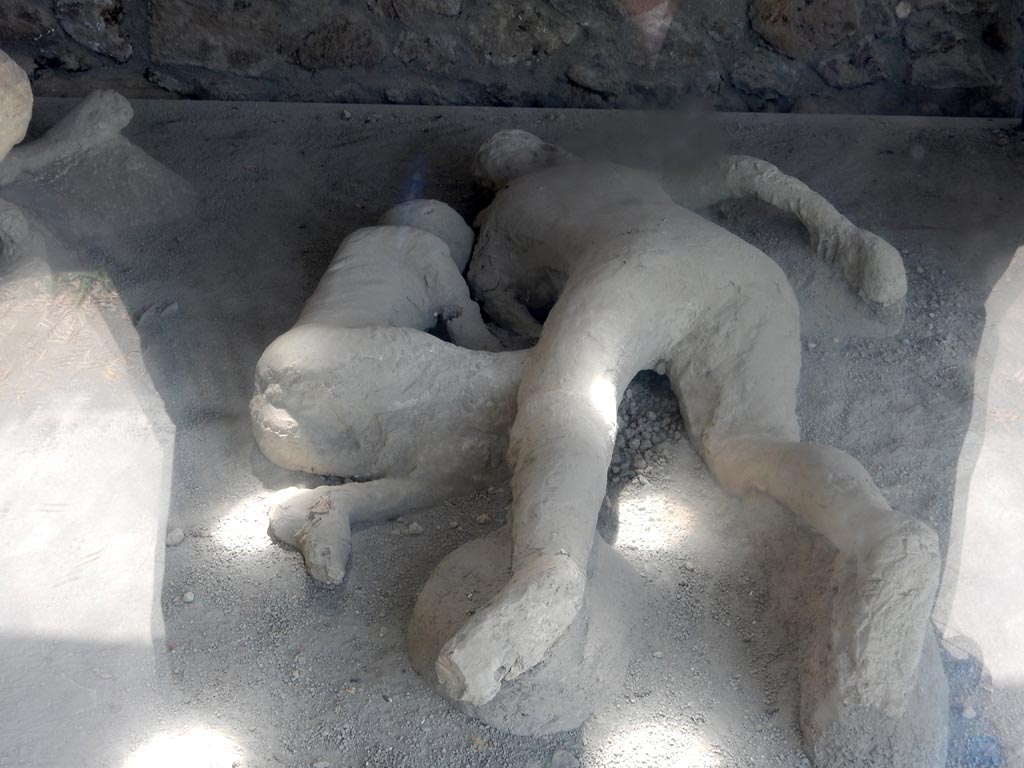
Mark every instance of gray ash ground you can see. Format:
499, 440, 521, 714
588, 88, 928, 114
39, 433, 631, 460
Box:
8, 100, 1020, 768
144, 110, 1021, 767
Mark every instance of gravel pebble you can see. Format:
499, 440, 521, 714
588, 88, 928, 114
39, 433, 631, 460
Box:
165, 527, 185, 547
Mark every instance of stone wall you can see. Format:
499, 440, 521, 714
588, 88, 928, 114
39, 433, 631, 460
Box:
2, 0, 1022, 116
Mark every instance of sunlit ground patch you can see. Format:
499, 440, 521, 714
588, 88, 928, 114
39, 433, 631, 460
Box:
123, 729, 241, 768
123, 725, 242, 768
616, 491, 695, 552
210, 493, 274, 554
597, 721, 720, 767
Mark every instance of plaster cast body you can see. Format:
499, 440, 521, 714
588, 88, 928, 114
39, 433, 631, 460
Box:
252, 221, 521, 583
0, 89, 133, 187
446, 133, 941, 766
252, 132, 942, 765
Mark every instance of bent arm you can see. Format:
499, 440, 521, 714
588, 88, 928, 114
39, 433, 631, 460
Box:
424, 258, 505, 352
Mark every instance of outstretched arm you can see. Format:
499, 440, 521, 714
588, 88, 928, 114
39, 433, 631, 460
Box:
678, 155, 907, 306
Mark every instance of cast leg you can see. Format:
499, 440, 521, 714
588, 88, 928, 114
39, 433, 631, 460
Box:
705, 435, 940, 717
267, 477, 466, 585
438, 271, 652, 704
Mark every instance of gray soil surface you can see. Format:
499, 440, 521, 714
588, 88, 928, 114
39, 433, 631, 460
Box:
1, 100, 1021, 768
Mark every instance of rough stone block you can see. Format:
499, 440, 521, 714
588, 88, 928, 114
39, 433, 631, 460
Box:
468, 2, 578, 67
0, 2, 57, 42
293, 13, 386, 71
394, 0, 462, 19
730, 46, 806, 106
566, 49, 625, 98
910, 48, 998, 88
749, 0, 864, 58
395, 30, 460, 74
904, 10, 1004, 88
814, 41, 885, 88
55, 0, 133, 63
149, 0, 284, 75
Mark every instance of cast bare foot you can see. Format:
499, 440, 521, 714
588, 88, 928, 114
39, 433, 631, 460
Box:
828, 516, 940, 713
436, 552, 586, 705
266, 486, 352, 586
817, 224, 907, 306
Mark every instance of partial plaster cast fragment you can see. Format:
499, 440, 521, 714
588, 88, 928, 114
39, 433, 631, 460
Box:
0, 89, 133, 187
0, 68, 145, 271
0, 49, 32, 163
